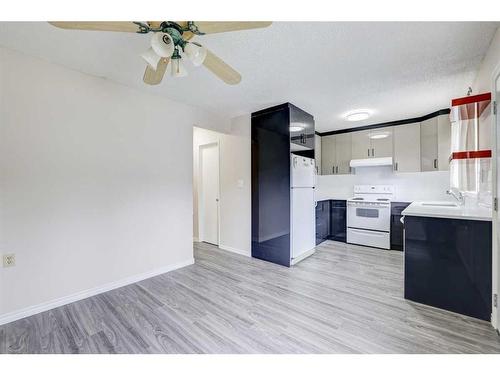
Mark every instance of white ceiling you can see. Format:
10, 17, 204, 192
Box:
0, 22, 498, 132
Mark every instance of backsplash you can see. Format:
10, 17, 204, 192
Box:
315, 166, 453, 202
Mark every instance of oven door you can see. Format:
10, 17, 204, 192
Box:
347, 201, 390, 232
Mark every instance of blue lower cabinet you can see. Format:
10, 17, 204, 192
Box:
390, 202, 410, 251
404, 216, 492, 321
330, 200, 347, 243
315, 200, 330, 245
315, 199, 346, 245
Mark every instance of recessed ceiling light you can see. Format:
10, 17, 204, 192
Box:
345, 110, 372, 122
289, 122, 306, 132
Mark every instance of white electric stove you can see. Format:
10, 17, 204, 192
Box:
346, 185, 394, 249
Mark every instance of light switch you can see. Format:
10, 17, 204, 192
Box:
237, 179, 244, 189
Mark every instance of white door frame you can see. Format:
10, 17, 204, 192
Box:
492, 63, 500, 331
198, 141, 221, 246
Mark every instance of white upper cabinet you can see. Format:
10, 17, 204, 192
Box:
318, 114, 450, 175
421, 114, 450, 172
437, 115, 451, 171
370, 127, 393, 157
393, 123, 421, 172
335, 133, 352, 174
321, 133, 352, 175
351, 128, 393, 159
351, 130, 371, 159
321, 134, 337, 175
420, 117, 439, 171
314, 134, 322, 175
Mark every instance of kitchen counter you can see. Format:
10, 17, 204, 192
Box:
314, 195, 348, 202
402, 201, 492, 221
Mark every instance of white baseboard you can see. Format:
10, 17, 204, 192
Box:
291, 248, 316, 265
0, 258, 194, 326
219, 244, 251, 257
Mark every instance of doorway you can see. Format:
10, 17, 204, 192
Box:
199, 142, 220, 246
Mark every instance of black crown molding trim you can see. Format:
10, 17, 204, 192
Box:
251, 103, 292, 118
315, 108, 450, 137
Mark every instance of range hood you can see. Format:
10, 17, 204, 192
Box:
350, 157, 393, 168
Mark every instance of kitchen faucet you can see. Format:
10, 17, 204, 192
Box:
446, 188, 465, 205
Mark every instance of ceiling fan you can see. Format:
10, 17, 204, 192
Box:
49, 21, 272, 86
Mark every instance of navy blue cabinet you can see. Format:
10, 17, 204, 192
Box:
251, 103, 315, 267
289, 103, 315, 152
315, 199, 346, 244
404, 216, 492, 321
330, 200, 347, 242
315, 200, 330, 245
390, 202, 410, 251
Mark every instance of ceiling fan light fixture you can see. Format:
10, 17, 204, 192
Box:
184, 42, 207, 66
170, 58, 188, 77
141, 47, 162, 69
151, 32, 175, 57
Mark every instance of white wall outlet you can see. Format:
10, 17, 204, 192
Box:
3, 254, 16, 267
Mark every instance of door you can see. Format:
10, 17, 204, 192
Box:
199, 142, 220, 245
351, 130, 371, 159
421, 117, 439, 171
394, 123, 421, 172
321, 135, 336, 175
370, 127, 393, 157
335, 133, 352, 174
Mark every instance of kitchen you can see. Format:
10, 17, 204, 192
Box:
251, 92, 494, 324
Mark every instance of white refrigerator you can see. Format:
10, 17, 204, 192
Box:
290, 155, 316, 264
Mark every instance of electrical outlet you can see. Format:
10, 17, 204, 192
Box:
3, 254, 15, 267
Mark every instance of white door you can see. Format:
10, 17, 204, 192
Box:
199, 142, 219, 245
394, 123, 421, 172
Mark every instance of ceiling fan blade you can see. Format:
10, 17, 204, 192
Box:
203, 49, 241, 85
143, 58, 169, 85
190, 22, 272, 34
49, 22, 141, 33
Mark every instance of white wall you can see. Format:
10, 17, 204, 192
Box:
472, 27, 500, 93
193, 115, 251, 256
0, 47, 227, 322
316, 168, 453, 202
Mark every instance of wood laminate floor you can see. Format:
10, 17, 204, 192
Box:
1, 241, 500, 354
